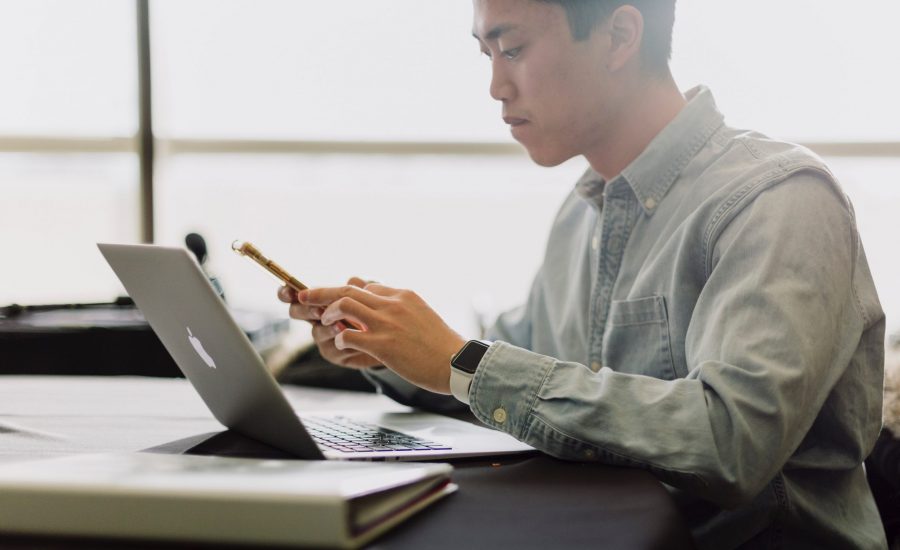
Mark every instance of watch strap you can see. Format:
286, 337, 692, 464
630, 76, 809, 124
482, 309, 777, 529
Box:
449, 367, 474, 405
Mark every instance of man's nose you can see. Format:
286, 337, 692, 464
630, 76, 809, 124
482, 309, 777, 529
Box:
489, 61, 514, 102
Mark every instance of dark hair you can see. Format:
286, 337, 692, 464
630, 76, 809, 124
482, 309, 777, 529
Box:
536, 0, 676, 74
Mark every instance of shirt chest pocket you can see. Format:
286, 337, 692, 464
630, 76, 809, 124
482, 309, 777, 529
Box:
601, 295, 679, 380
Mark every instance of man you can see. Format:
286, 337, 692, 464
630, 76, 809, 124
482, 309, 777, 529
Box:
279, 1, 887, 547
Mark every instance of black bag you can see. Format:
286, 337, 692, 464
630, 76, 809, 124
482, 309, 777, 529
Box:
0, 300, 287, 377
867, 428, 900, 549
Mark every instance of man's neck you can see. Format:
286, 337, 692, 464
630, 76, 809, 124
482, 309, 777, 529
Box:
585, 74, 686, 181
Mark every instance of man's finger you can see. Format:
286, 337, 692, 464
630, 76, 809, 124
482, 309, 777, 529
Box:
311, 322, 338, 342
342, 354, 382, 369
330, 347, 376, 366
347, 276, 367, 288
362, 282, 396, 296
277, 285, 296, 303
334, 327, 374, 357
289, 302, 323, 322
300, 285, 386, 309
320, 297, 371, 331
316, 337, 376, 368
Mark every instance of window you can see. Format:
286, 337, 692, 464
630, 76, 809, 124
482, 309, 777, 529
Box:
672, 1, 900, 142
3, 1, 899, 336
149, 0, 582, 330
0, 0, 139, 305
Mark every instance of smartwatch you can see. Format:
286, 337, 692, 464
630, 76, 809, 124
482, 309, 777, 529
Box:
449, 340, 491, 404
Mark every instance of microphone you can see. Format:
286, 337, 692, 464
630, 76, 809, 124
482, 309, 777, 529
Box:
185, 233, 226, 301
185, 233, 208, 267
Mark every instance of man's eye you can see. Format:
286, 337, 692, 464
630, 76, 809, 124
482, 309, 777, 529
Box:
480, 49, 492, 60
502, 47, 522, 60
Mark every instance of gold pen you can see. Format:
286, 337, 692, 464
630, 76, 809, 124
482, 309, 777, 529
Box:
231, 240, 308, 292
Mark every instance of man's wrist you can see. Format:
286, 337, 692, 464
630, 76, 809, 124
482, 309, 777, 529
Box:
449, 340, 492, 404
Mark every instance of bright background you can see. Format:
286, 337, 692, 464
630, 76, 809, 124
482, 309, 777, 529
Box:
2, 0, 899, 338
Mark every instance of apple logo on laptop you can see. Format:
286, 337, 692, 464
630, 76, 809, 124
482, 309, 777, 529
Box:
187, 327, 216, 369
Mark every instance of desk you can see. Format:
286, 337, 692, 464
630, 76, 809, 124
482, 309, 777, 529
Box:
0, 376, 694, 549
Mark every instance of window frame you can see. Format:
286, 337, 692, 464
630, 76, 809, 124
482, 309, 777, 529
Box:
1, 0, 898, 244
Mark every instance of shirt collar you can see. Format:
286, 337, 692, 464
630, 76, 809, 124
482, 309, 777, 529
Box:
574, 167, 606, 208
577, 85, 725, 214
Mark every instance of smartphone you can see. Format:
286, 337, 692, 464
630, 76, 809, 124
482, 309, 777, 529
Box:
232, 241, 364, 331
231, 241, 308, 292
231, 241, 365, 330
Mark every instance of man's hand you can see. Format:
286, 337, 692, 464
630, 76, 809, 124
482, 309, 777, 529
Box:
291, 282, 466, 394
277, 277, 381, 369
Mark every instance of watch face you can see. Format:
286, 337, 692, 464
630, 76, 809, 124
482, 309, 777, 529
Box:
453, 341, 489, 374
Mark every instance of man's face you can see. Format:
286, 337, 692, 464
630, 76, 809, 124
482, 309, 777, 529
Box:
472, 0, 618, 167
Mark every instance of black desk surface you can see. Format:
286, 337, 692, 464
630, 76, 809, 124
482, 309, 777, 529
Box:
0, 376, 694, 549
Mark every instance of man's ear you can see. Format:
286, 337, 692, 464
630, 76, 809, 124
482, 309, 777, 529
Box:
606, 5, 643, 73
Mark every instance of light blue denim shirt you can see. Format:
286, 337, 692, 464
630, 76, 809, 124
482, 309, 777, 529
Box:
367, 86, 886, 549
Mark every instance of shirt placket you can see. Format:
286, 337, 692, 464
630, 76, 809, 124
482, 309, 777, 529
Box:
588, 182, 637, 371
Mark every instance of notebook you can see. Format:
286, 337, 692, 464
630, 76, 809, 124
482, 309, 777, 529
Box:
98, 243, 534, 461
0, 452, 456, 549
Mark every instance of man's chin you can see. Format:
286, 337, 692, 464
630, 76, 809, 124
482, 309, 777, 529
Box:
524, 146, 574, 168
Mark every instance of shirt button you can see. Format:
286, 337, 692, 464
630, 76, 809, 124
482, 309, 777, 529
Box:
644, 197, 657, 210
492, 407, 508, 424
591, 236, 599, 251
590, 361, 602, 372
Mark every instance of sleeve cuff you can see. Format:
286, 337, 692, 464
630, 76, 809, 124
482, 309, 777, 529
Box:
468, 341, 556, 439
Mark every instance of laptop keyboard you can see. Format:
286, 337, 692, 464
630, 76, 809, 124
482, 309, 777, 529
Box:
303, 416, 451, 453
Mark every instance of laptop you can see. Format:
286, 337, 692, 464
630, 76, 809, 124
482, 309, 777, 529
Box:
98, 243, 534, 461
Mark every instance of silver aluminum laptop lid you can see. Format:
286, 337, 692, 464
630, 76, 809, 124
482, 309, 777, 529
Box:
98, 243, 534, 461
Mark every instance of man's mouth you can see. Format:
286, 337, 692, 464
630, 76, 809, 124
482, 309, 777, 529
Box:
503, 116, 528, 127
